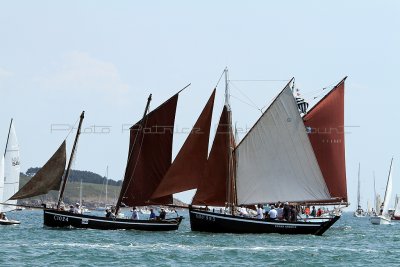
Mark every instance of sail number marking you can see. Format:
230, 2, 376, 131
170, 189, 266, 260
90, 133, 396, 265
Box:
54, 215, 69, 222
196, 214, 216, 222
275, 225, 296, 229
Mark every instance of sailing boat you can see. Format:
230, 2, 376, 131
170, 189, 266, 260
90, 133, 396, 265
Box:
354, 163, 366, 217
187, 70, 346, 235
370, 158, 394, 225
10, 84, 213, 230
0, 119, 21, 225
392, 194, 400, 220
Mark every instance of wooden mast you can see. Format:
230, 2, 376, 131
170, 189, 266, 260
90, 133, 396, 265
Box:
4, 118, 13, 157
115, 94, 152, 215
57, 111, 85, 210
224, 68, 236, 213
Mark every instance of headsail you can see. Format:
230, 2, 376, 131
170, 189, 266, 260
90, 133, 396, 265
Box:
2, 120, 20, 212
192, 106, 233, 206
151, 89, 216, 199
10, 141, 67, 200
119, 94, 179, 207
382, 158, 394, 216
303, 78, 347, 202
235, 83, 331, 205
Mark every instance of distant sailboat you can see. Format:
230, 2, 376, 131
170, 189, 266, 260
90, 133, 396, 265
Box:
0, 119, 21, 225
393, 194, 400, 220
370, 158, 394, 225
354, 163, 366, 217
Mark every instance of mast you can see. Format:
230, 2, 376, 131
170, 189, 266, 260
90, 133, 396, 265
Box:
4, 118, 13, 157
224, 68, 236, 211
57, 111, 85, 210
105, 166, 108, 204
357, 163, 361, 208
373, 171, 376, 210
116, 94, 152, 215
79, 179, 83, 207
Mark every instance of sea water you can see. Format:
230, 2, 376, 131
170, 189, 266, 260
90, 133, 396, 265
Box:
1, 210, 399, 266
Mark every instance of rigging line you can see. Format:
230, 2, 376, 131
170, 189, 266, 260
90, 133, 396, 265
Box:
230, 95, 262, 113
230, 79, 290, 82
229, 81, 261, 112
215, 69, 227, 89
63, 116, 80, 142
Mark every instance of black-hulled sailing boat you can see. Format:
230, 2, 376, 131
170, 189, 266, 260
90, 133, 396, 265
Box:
10, 88, 204, 230
188, 69, 347, 235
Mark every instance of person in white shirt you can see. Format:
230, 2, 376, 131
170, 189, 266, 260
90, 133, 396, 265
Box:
268, 205, 278, 220
73, 203, 82, 214
256, 204, 263, 219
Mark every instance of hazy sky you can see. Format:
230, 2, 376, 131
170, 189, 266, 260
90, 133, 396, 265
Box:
1, 1, 399, 209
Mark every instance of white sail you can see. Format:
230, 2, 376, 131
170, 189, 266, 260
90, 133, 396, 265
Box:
0, 156, 4, 211
382, 159, 393, 216
235, 85, 331, 205
394, 195, 400, 217
3, 121, 20, 212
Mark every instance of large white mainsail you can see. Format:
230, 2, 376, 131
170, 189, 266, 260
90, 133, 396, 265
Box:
0, 156, 4, 211
3, 120, 20, 212
235, 84, 331, 205
382, 159, 393, 216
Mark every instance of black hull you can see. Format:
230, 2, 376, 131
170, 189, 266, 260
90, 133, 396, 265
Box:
189, 208, 340, 236
44, 209, 183, 231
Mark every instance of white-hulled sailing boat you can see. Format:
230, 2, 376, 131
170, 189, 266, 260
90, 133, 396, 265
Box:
0, 119, 21, 225
392, 194, 400, 220
354, 163, 366, 217
370, 158, 394, 225
185, 69, 347, 235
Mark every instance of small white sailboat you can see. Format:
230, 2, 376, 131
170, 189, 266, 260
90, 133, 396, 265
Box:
370, 158, 394, 225
1, 119, 21, 225
354, 163, 366, 217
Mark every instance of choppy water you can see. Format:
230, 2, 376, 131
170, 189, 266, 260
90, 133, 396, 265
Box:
1, 210, 399, 266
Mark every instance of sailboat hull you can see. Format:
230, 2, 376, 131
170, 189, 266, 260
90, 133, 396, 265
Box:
0, 219, 21, 225
44, 209, 183, 231
370, 215, 391, 225
189, 208, 340, 236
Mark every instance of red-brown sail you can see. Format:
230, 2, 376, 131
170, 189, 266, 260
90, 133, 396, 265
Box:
192, 106, 232, 206
151, 89, 216, 199
119, 94, 179, 207
303, 77, 347, 202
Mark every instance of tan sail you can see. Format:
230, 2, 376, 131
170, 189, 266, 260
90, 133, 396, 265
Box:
10, 141, 66, 200
151, 89, 216, 199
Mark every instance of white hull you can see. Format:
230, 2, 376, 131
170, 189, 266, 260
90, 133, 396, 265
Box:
370, 215, 391, 225
354, 212, 366, 218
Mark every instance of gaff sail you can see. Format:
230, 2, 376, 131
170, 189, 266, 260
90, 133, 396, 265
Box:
235, 83, 331, 205
10, 141, 67, 200
119, 94, 179, 207
151, 89, 215, 199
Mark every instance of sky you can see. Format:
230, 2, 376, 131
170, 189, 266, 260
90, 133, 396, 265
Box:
1, 1, 399, 209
